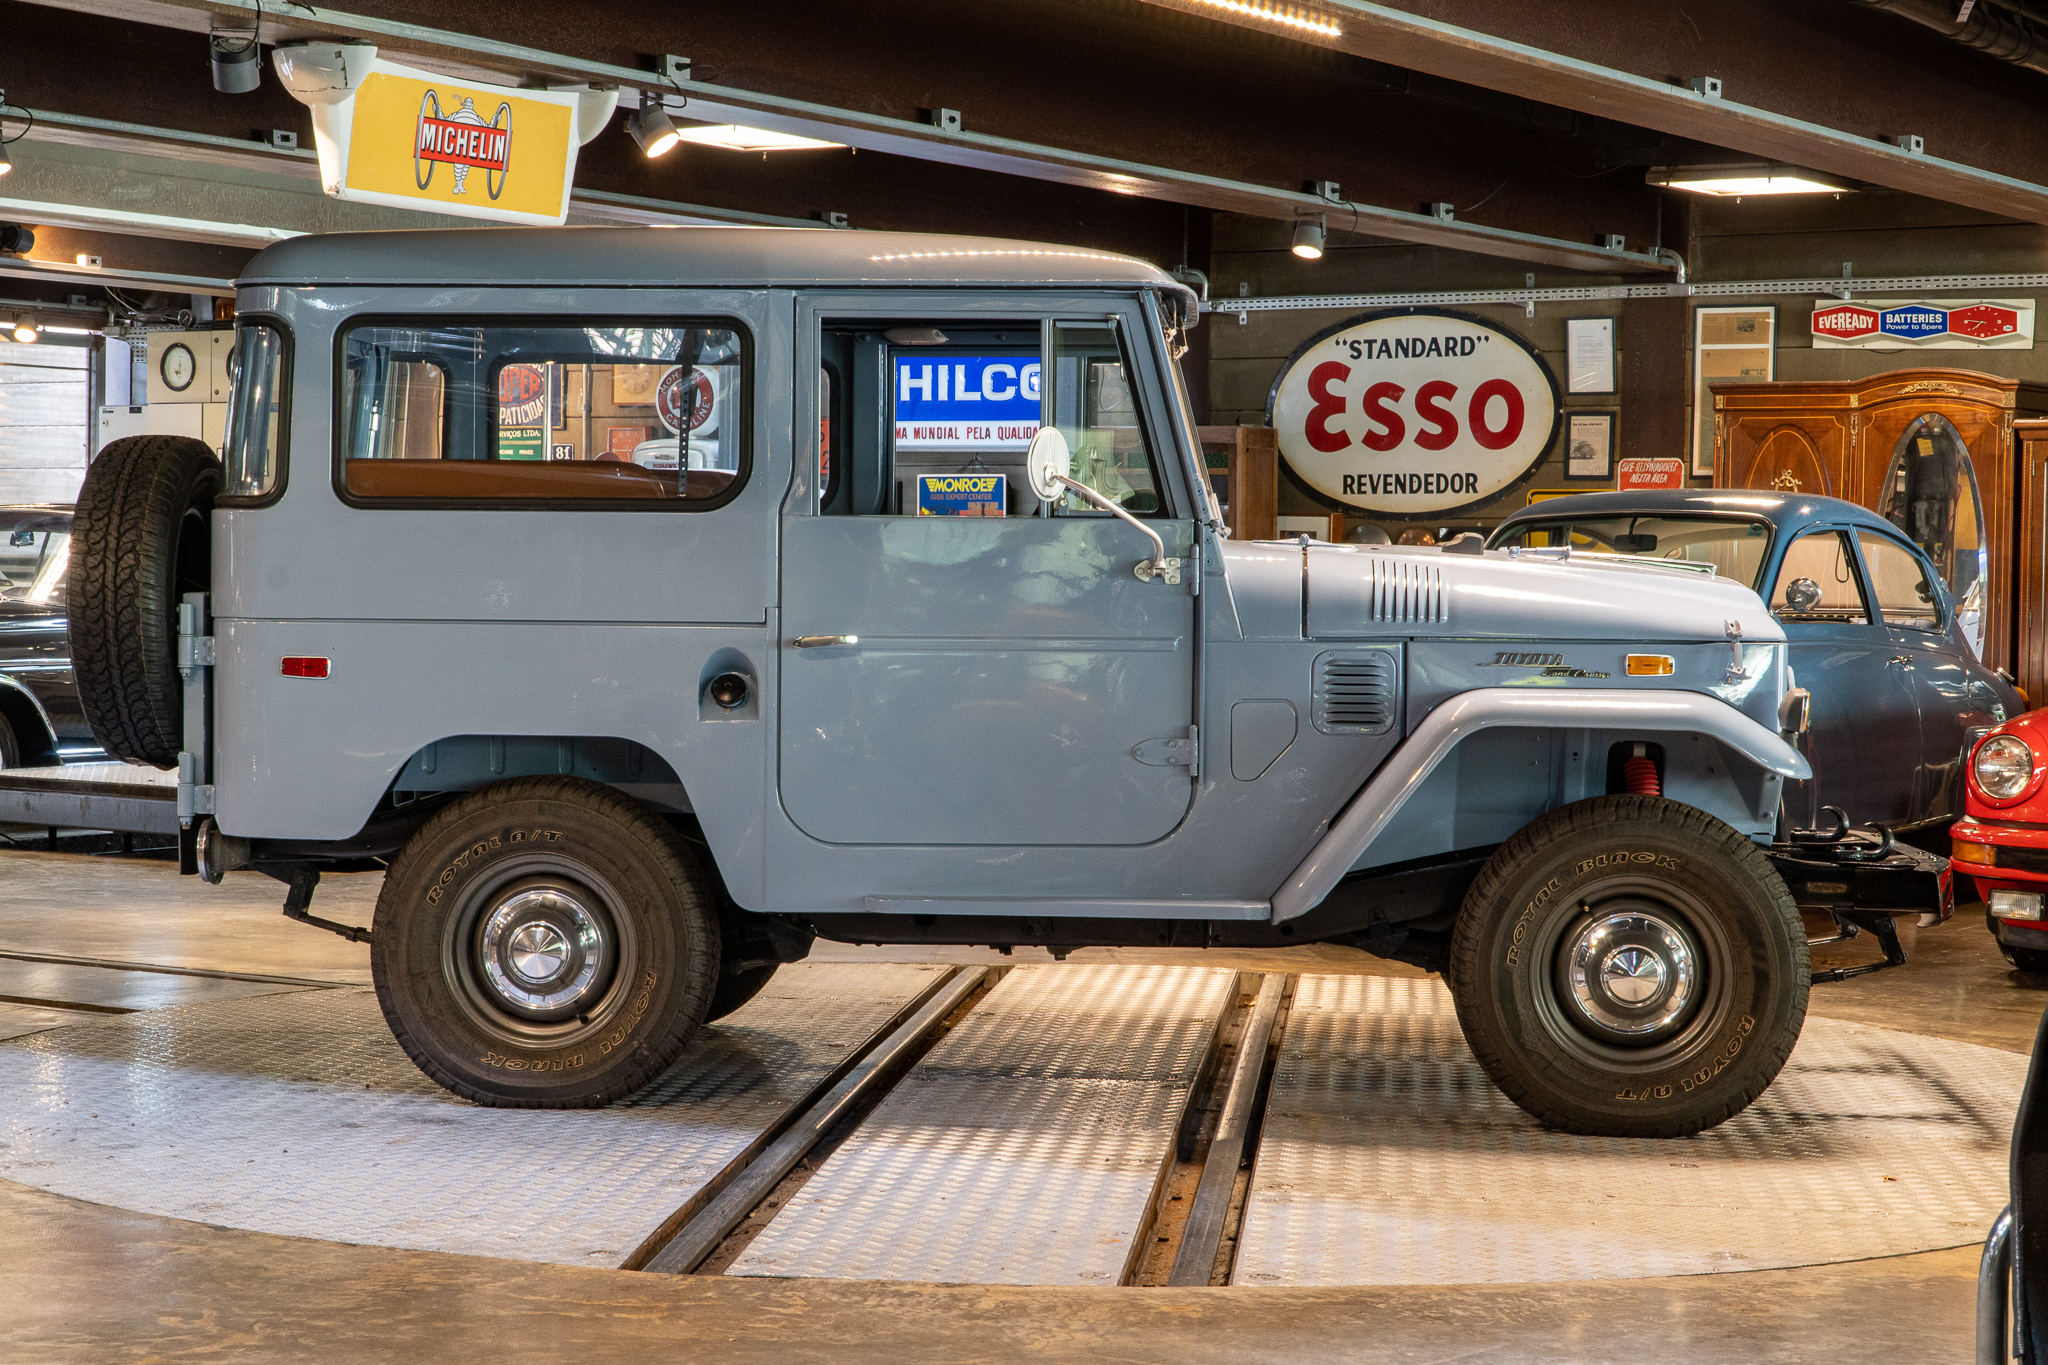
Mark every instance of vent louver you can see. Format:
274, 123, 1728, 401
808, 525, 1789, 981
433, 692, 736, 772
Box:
1368, 559, 1447, 624
1313, 649, 1399, 735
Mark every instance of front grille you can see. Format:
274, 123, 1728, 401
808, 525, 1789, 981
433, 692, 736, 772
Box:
1313, 649, 1399, 735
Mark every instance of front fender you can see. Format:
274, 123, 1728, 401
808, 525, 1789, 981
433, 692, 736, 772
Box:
1270, 687, 1809, 923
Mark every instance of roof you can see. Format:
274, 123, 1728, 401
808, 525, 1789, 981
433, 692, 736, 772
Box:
239, 226, 1192, 304
1490, 489, 1899, 535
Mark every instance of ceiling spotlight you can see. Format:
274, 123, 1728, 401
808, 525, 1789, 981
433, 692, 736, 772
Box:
672, 124, 845, 153
628, 97, 681, 158
11, 313, 39, 344
210, 26, 262, 95
1292, 216, 1326, 260
1645, 163, 1852, 197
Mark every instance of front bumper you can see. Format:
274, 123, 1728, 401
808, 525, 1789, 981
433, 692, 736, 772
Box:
1766, 835, 1954, 919
1951, 817, 2048, 940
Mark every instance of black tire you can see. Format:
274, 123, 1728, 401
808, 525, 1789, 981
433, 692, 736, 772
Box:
371, 776, 721, 1108
70, 435, 219, 769
1449, 795, 1808, 1139
2000, 943, 2048, 974
706, 961, 779, 1023
0, 713, 18, 768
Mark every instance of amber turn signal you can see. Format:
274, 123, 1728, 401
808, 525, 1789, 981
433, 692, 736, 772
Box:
1950, 841, 1995, 866
1625, 654, 1674, 676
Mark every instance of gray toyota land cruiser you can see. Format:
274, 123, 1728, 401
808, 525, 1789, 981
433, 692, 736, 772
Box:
66, 227, 1939, 1137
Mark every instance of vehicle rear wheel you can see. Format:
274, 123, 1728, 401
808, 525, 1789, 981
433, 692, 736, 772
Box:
371, 776, 720, 1107
2000, 943, 2048, 975
69, 435, 219, 769
1449, 794, 1808, 1138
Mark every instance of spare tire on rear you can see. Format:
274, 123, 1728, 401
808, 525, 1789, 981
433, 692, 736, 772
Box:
69, 435, 219, 769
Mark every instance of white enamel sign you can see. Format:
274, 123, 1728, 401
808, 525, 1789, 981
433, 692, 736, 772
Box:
1268, 308, 1562, 516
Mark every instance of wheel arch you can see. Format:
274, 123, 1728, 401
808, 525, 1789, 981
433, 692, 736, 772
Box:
1271, 687, 1808, 922
0, 676, 62, 766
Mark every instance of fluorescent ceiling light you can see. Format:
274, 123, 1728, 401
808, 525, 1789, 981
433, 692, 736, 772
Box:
1647, 164, 1852, 196
1188, 0, 1340, 36
673, 124, 845, 153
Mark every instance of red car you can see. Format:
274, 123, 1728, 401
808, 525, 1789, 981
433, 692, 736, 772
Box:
1952, 712, 2048, 970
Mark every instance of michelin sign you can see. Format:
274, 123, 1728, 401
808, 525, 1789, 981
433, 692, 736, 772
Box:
895, 355, 1041, 451
273, 44, 618, 226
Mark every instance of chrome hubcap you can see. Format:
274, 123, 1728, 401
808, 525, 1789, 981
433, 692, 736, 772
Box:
1557, 908, 1699, 1043
477, 884, 611, 1021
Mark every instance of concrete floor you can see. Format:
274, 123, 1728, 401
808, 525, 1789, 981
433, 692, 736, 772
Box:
0, 846, 2036, 1362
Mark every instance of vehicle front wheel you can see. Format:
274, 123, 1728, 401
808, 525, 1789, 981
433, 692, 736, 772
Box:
1449, 794, 1808, 1139
371, 776, 720, 1107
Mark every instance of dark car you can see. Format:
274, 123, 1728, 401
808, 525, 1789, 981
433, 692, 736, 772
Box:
1490, 490, 2023, 844
0, 506, 93, 768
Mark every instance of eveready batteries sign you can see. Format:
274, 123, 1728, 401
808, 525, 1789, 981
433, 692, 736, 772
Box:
298, 58, 584, 225
895, 354, 1041, 451
1268, 308, 1562, 515
1812, 298, 2035, 350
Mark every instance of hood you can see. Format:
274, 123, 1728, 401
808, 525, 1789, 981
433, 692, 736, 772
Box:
1299, 543, 1784, 643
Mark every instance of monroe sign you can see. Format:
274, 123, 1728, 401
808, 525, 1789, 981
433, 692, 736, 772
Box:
1268, 308, 1562, 516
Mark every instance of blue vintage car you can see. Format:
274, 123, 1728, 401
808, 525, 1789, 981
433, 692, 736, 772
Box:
1490, 490, 2023, 845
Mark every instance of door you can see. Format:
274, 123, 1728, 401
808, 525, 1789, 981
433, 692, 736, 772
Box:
778, 304, 1198, 846
1855, 528, 1973, 822
1768, 527, 1920, 828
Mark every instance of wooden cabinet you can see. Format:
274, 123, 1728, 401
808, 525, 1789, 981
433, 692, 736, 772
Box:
2014, 420, 2048, 703
1197, 425, 1278, 542
1712, 367, 2048, 677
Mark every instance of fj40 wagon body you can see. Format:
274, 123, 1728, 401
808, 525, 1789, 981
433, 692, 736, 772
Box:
66, 227, 1941, 1136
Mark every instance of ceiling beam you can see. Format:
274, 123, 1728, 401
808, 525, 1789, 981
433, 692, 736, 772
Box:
8, 0, 1673, 274
1132, 0, 2048, 226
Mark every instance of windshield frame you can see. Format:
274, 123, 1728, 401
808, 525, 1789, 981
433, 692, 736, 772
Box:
1487, 512, 1777, 590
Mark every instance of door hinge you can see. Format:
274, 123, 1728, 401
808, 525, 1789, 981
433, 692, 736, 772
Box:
1133, 724, 1200, 776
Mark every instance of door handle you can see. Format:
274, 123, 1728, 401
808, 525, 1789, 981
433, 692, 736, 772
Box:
792, 634, 859, 649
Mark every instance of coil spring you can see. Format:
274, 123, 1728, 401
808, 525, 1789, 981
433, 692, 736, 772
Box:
1623, 755, 1662, 797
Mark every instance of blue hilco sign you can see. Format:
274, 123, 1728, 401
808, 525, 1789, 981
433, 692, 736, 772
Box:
895, 354, 1041, 450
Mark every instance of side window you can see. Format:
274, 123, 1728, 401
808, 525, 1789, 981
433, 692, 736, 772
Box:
1048, 320, 1164, 515
339, 320, 747, 506
1857, 531, 1943, 631
1769, 530, 1870, 624
221, 321, 288, 501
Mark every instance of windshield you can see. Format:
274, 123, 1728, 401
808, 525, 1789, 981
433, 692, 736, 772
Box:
1489, 515, 1773, 588
0, 511, 72, 611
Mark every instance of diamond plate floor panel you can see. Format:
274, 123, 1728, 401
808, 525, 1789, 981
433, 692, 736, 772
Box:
1234, 973, 2028, 1286
0, 962, 944, 1267
727, 963, 1233, 1286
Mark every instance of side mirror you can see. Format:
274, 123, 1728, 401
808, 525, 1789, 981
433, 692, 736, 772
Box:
1024, 427, 1071, 503
1783, 576, 1823, 612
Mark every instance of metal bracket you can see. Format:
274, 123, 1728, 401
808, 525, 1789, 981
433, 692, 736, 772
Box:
1133, 725, 1200, 776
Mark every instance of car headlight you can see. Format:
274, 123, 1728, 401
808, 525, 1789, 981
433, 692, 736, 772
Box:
1975, 735, 2037, 800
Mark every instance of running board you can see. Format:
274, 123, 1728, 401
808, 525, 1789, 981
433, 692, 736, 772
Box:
862, 896, 1270, 921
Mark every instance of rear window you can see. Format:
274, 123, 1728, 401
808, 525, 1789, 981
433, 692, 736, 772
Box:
1491, 515, 1772, 587
338, 320, 748, 507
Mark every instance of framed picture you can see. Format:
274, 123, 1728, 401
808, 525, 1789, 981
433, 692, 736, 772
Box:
1565, 317, 1616, 394
1564, 410, 1615, 479
1692, 305, 1776, 476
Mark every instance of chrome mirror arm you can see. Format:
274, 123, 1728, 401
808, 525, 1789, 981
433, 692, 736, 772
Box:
1051, 475, 1173, 582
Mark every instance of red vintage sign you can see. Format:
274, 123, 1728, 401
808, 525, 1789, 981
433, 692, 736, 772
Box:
1811, 304, 1879, 339
1949, 303, 2021, 339
1268, 308, 1561, 516
1617, 458, 1686, 492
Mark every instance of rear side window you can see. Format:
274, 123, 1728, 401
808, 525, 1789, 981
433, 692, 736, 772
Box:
339, 320, 747, 507
1769, 530, 1869, 624
1857, 531, 1943, 632
222, 321, 288, 501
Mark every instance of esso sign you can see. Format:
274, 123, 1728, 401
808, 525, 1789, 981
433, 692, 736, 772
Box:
1268, 308, 1561, 516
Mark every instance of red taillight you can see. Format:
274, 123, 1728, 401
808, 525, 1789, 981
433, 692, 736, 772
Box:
281, 656, 329, 678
